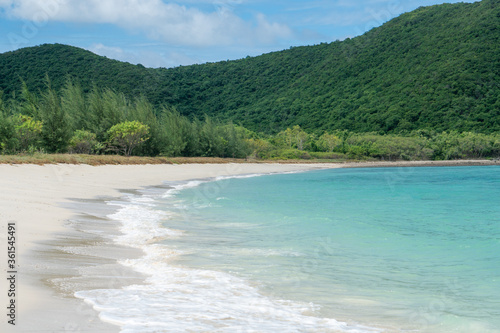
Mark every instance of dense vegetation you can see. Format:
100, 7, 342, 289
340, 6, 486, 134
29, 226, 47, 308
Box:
255, 127, 500, 161
0, 78, 252, 158
1, 0, 498, 136
0, 79, 499, 160
156, 0, 500, 134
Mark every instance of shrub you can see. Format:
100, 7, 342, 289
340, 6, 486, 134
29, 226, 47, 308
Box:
107, 121, 150, 156
14, 114, 43, 152
271, 148, 311, 160
308, 152, 346, 160
68, 130, 102, 154
0, 112, 17, 154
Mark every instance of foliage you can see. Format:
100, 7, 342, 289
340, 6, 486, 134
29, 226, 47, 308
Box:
1, 1, 498, 135
61, 78, 89, 131
127, 96, 162, 156
317, 132, 341, 153
429, 131, 500, 160
275, 125, 310, 150
68, 130, 102, 154
346, 133, 432, 160
1, 74, 499, 160
157, 107, 191, 157
259, 148, 312, 160
257, 127, 500, 161
0, 44, 154, 102
1, 79, 255, 158
246, 138, 275, 159
107, 121, 150, 156
36, 77, 72, 153
221, 124, 253, 158
0, 108, 17, 154
18, 81, 40, 118
308, 151, 346, 160
13, 114, 43, 152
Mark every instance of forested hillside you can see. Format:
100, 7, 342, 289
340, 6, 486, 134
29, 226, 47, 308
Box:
0, 44, 158, 98
0, 0, 499, 134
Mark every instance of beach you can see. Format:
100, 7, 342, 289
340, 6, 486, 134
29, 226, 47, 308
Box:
0, 160, 497, 332
0, 163, 337, 332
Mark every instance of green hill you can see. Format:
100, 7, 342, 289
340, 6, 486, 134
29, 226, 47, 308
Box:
1, 0, 499, 134
0, 44, 157, 98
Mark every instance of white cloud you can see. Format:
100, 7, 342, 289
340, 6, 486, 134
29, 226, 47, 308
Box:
88, 42, 199, 68
0, 0, 292, 47
88, 43, 126, 61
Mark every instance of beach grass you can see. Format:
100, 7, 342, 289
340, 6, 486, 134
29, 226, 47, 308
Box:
0, 153, 496, 166
0, 153, 172, 165
0, 153, 347, 165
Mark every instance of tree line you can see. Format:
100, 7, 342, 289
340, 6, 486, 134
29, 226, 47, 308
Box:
258, 125, 500, 161
0, 77, 251, 158
1, 78, 499, 161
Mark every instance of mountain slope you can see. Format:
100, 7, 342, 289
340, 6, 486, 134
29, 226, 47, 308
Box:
0, 44, 159, 98
0, 0, 499, 134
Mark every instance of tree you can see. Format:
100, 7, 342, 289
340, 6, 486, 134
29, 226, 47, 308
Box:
19, 81, 40, 119
0, 109, 17, 154
87, 87, 127, 141
246, 137, 274, 159
14, 114, 43, 152
338, 130, 351, 154
157, 107, 190, 157
199, 117, 226, 157
68, 130, 102, 154
222, 124, 252, 158
128, 96, 161, 156
292, 125, 309, 151
38, 77, 71, 153
107, 120, 150, 156
276, 125, 309, 150
317, 132, 341, 152
61, 78, 90, 131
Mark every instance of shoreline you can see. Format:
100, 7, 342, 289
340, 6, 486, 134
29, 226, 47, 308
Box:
0, 163, 330, 332
0, 161, 497, 332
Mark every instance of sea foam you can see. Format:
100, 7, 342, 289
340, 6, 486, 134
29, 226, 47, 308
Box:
75, 179, 380, 333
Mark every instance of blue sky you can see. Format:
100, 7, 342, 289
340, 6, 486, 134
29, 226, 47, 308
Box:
0, 0, 477, 68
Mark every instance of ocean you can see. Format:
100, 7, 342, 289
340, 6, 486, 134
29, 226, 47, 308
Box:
75, 166, 500, 332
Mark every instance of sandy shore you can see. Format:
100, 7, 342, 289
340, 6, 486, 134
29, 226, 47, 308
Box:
0, 160, 496, 332
0, 163, 336, 332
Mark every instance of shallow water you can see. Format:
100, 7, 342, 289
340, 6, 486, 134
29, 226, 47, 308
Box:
76, 166, 500, 332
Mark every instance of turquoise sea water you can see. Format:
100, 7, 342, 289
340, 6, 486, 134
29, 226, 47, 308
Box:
77, 166, 500, 332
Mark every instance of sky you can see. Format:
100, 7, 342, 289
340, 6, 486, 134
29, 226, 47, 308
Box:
0, 0, 478, 68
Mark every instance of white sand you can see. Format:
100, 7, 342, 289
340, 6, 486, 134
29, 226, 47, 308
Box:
0, 163, 332, 332
0, 160, 495, 332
